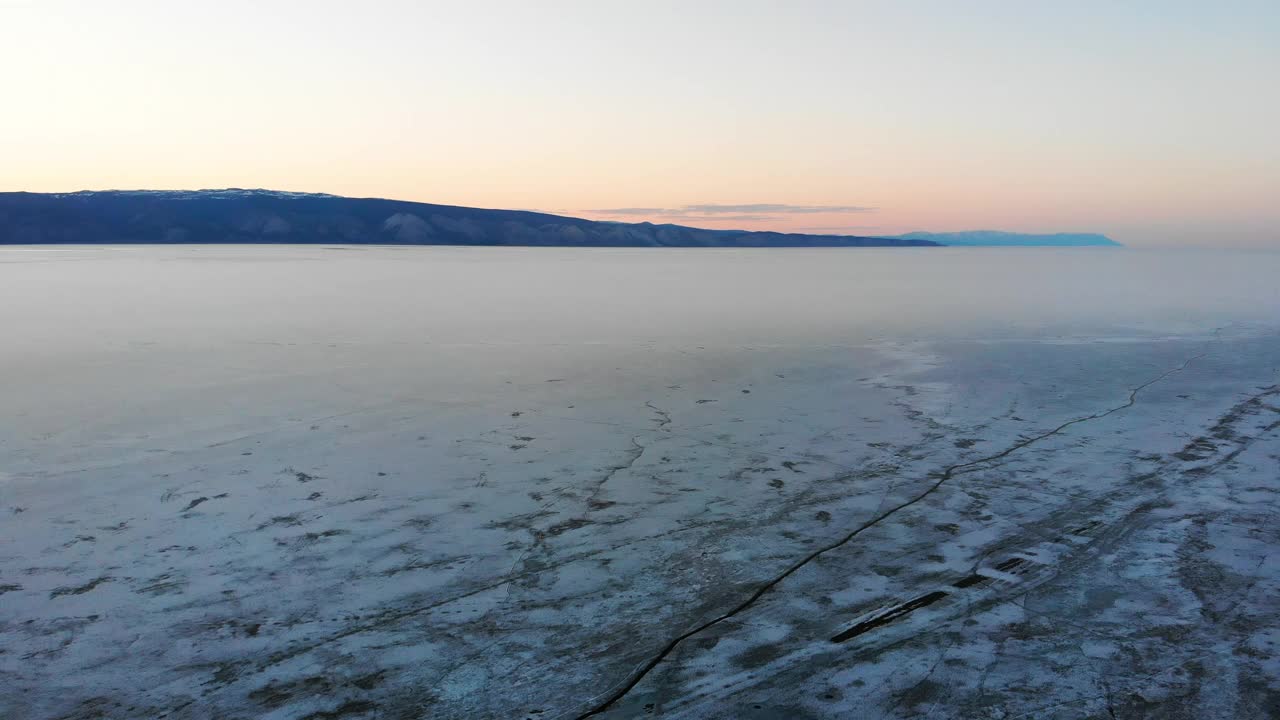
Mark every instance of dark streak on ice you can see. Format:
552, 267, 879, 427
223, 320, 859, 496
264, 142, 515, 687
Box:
830, 591, 950, 643
50, 577, 112, 599
994, 557, 1027, 573
180, 497, 209, 512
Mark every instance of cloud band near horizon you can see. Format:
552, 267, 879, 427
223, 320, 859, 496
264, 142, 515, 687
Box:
595, 203, 877, 216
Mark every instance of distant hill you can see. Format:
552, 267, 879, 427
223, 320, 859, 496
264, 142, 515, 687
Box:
887, 231, 1121, 247
0, 190, 937, 248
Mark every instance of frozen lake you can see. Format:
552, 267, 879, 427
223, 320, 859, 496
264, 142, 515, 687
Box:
2, 245, 1279, 719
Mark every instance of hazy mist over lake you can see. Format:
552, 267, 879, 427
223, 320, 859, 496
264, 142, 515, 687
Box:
4, 246, 1278, 353
3, 245, 1280, 719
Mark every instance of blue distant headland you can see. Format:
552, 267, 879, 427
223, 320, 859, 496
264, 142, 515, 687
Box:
887, 230, 1121, 247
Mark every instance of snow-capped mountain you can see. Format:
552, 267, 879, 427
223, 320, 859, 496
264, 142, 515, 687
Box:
47, 189, 343, 201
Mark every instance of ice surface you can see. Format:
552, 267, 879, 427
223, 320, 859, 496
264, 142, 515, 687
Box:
1, 246, 1278, 719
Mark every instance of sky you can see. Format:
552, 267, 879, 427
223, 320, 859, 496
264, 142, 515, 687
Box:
1, 0, 1277, 247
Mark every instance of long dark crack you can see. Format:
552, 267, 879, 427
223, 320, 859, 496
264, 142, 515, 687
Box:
571, 354, 1204, 718
506, 437, 646, 586
584, 436, 644, 508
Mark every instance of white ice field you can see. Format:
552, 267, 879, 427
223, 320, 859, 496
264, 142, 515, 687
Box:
2, 245, 1279, 719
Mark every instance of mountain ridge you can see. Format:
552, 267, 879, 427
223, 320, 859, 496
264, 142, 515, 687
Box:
0, 190, 936, 248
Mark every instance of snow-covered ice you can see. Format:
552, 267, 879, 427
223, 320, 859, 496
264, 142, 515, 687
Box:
1, 246, 1278, 719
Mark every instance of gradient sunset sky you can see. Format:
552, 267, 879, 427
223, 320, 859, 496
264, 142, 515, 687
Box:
3, 1, 1277, 247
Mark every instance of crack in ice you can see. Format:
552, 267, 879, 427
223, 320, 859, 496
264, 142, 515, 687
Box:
567, 354, 1206, 718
